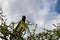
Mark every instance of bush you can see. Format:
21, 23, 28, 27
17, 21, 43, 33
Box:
0, 12, 60, 40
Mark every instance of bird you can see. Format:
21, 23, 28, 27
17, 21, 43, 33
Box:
14, 16, 28, 34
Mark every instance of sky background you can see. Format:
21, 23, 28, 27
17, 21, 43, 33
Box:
55, 0, 60, 13
0, 0, 60, 33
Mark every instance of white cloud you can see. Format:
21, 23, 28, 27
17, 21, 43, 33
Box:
1, 0, 60, 32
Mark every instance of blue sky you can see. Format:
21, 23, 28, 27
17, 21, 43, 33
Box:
55, 0, 60, 13
0, 0, 60, 33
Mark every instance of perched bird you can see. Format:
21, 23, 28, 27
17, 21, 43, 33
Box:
14, 16, 28, 34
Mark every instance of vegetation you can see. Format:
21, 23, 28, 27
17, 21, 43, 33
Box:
0, 12, 60, 40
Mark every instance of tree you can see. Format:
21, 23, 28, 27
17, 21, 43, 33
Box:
0, 8, 60, 40
0, 9, 38, 40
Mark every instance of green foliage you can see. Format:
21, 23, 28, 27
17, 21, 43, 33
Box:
0, 13, 60, 40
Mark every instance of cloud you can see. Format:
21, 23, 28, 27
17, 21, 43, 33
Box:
1, 0, 60, 32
